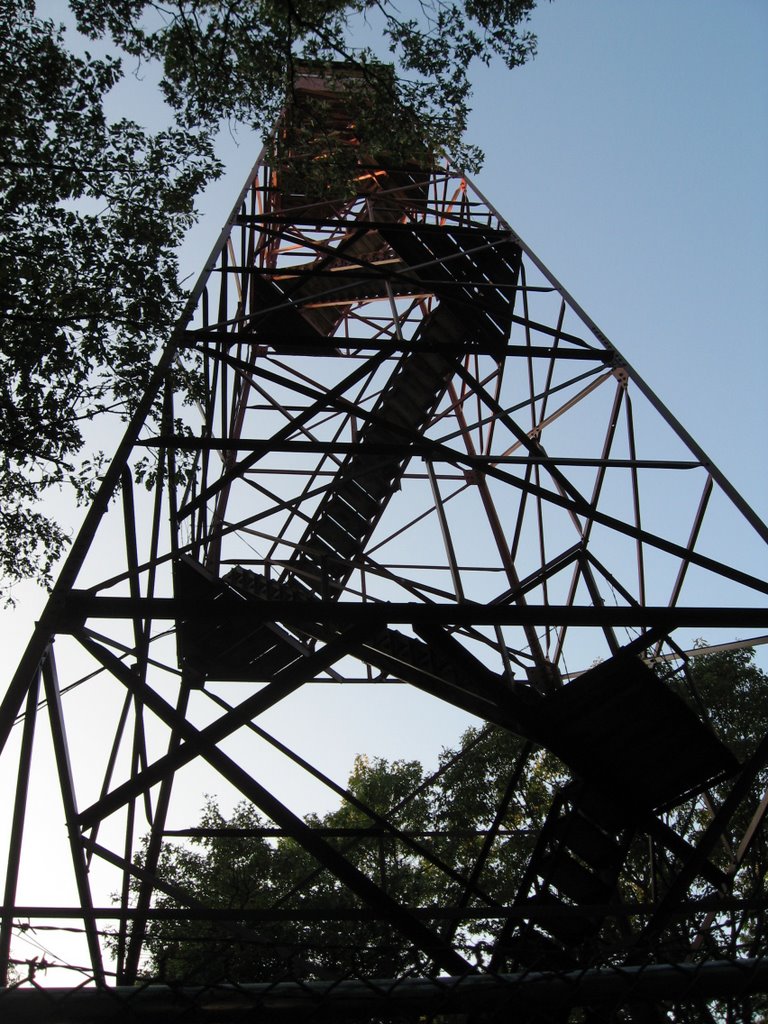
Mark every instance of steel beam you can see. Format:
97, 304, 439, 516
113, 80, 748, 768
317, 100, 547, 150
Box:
62, 596, 768, 629
2, 960, 766, 1019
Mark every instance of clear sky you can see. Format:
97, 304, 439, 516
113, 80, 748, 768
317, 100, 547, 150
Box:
1, 0, 767, 979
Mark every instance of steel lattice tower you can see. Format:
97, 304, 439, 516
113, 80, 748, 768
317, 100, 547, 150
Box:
2, 68, 768, 1020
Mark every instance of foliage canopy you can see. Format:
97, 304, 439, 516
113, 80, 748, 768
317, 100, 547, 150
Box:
0, 0, 219, 595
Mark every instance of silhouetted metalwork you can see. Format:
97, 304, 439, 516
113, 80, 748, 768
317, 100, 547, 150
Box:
1, 68, 767, 1020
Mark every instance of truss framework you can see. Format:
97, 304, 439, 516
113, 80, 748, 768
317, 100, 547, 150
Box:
1, 75, 767, 1019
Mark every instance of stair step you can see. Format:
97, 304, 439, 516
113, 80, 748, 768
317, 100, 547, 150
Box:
362, 420, 406, 448
383, 391, 428, 430
528, 893, 599, 946
323, 497, 368, 536
312, 517, 360, 560
302, 535, 338, 569
344, 465, 392, 504
549, 813, 624, 872
396, 367, 443, 407
538, 851, 613, 906
410, 352, 453, 388
333, 477, 380, 517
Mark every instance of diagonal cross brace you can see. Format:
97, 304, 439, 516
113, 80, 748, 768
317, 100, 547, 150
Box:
72, 630, 473, 976
204, 353, 768, 598
76, 623, 377, 829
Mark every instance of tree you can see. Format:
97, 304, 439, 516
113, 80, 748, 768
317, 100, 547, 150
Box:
0, 0, 219, 598
68, 1, 539, 171
126, 646, 768, 999
1, 0, 540, 599
126, 737, 560, 984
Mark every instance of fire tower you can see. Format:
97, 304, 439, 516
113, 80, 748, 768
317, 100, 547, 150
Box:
1, 67, 768, 1020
